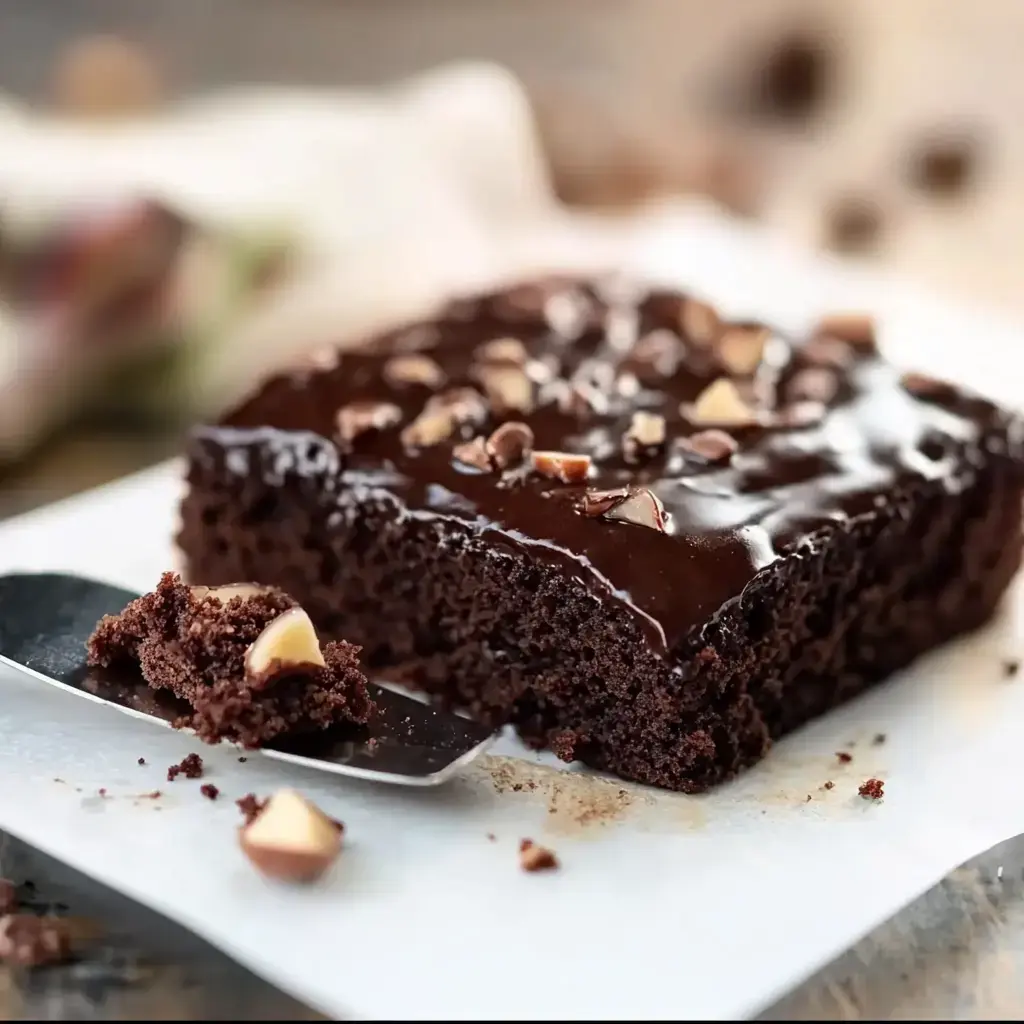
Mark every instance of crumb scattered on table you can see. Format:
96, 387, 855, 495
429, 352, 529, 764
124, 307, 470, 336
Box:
823, 780, 834, 790
519, 838, 558, 872
97, 788, 107, 797
872, 733, 886, 745
236, 793, 267, 824
200, 784, 219, 801
859, 778, 885, 800
1003, 659, 1020, 678
836, 751, 853, 763
137, 757, 146, 765
486, 832, 496, 842
0, 914, 72, 967
238, 756, 247, 763
167, 753, 204, 782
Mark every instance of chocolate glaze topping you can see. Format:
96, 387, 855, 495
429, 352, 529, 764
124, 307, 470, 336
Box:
202, 275, 1021, 654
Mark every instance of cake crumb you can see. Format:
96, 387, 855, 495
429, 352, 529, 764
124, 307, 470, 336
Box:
97, 788, 107, 798
200, 784, 219, 801
0, 914, 73, 967
805, 794, 812, 802
859, 778, 885, 800
1003, 659, 1020, 678
167, 753, 203, 782
0, 880, 16, 915
486, 833, 496, 842
823, 781, 835, 790
519, 839, 558, 872
238, 756, 247, 763
140, 791, 162, 800
872, 733, 887, 745
137, 757, 146, 765
236, 793, 267, 825
836, 751, 853, 763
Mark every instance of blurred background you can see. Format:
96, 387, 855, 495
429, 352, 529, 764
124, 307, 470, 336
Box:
1, 0, 1021, 518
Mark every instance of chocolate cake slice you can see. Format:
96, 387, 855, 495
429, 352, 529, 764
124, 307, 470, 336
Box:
87, 572, 375, 747
177, 276, 1024, 791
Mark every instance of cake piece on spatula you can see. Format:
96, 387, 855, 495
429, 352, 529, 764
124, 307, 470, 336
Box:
87, 572, 375, 747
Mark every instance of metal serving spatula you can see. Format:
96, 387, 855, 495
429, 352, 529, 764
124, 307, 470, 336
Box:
0, 573, 496, 786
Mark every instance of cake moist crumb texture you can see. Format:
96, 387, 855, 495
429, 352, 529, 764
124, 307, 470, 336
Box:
87, 572, 375, 747
178, 275, 1024, 792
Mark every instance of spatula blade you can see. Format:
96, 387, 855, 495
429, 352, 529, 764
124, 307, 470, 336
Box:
0, 573, 495, 786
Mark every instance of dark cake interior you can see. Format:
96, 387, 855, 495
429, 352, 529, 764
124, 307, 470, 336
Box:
177, 276, 1024, 791
87, 572, 375, 747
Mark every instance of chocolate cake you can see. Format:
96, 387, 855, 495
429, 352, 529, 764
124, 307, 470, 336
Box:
87, 572, 375, 747
177, 275, 1024, 791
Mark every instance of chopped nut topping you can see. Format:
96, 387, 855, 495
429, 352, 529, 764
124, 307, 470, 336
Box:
615, 372, 641, 398
486, 421, 534, 469
680, 298, 721, 346
631, 329, 686, 376
452, 436, 492, 471
604, 488, 672, 533
525, 356, 558, 385
623, 411, 667, 464
245, 608, 325, 688
686, 378, 760, 427
787, 367, 838, 404
424, 387, 488, 427
679, 429, 738, 463
815, 313, 877, 353
477, 337, 528, 365
544, 290, 592, 339
530, 450, 592, 483
335, 400, 402, 443
717, 326, 770, 376
477, 365, 534, 416
576, 487, 631, 517
554, 380, 609, 419
383, 354, 446, 389
401, 410, 456, 448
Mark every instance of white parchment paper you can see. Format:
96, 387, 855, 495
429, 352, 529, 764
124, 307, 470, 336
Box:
2, 208, 1024, 1020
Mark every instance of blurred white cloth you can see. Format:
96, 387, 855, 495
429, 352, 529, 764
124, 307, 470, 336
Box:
0, 62, 567, 459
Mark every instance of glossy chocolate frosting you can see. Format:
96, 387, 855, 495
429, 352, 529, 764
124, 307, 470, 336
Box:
206, 275, 1020, 654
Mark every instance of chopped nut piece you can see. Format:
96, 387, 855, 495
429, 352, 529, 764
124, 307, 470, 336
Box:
680, 298, 720, 346
519, 838, 559, 872
623, 411, 667, 463
576, 487, 631, 518
477, 365, 534, 416
616, 372, 641, 398
477, 337, 528, 365
486, 421, 534, 469
544, 290, 592, 339
788, 367, 838, 404
531, 450, 592, 484
335, 400, 402, 443
525, 356, 558, 385
401, 410, 456, 448
604, 488, 672, 533
631, 330, 685, 376
717, 326, 770, 376
424, 387, 488, 425
555, 380, 609, 419
815, 313, 877, 353
687, 378, 760, 427
383, 354, 445, 389
452, 437, 492, 472
244, 607, 325, 688
239, 789, 342, 883
679, 429, 738, 463
189, 583, 266, 604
